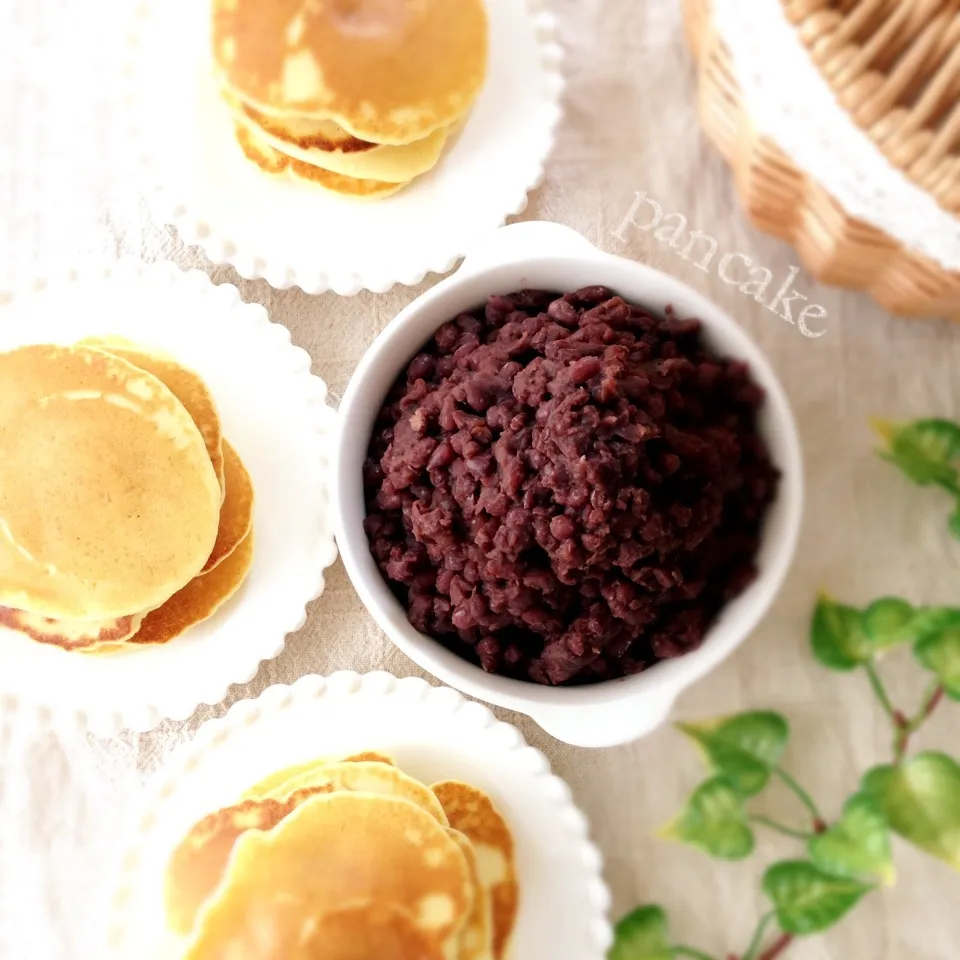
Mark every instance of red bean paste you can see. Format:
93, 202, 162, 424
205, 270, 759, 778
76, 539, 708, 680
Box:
363, 288, 779, 685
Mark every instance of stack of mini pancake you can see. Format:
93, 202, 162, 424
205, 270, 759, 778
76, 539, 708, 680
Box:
212, 0, 489, 200
165, 752, 519, 959
0, 340, 254, 654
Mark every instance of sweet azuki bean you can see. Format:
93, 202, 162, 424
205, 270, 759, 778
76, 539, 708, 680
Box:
363, 289, 779, 686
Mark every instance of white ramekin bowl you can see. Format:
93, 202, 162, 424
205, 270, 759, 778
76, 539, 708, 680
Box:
334, 221, 804, 748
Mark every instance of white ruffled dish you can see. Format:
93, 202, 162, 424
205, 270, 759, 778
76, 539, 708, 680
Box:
107, 672, 613, 960
0, 261, 338, 736
125, 0, 565, 296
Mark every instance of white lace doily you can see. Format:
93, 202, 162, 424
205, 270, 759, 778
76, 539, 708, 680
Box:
713, 0, 960, 274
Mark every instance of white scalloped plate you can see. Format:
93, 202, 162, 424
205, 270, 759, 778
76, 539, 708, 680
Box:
107, 672, 613, 960
124, 0, 565, 296
0, 261, 338, 736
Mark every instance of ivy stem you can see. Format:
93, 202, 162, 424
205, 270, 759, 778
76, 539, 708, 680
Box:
672, 947, 719, 960
740, 912, 775, 960
864, 661, 897, 723
918, 683, 946, 721
757, 933, 794, 960
894, 682, 945, 762
772, 767, 827, 833
747, 815, 813, 841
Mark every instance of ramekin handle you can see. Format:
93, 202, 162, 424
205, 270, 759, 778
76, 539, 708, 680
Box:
458, 220, 603, 275
529, 691, 677, 749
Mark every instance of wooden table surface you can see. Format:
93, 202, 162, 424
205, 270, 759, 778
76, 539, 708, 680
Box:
1, 1, 958, 958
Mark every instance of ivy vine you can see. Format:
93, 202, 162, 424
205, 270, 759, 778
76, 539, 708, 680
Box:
609, 417, 960, 960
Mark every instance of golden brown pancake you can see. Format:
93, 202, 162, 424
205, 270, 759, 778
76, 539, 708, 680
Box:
202, 441, 253, 573
298, 902, 447, 960
0, 606, 146, 650
432, 781, 518, 960
79, 339, 226, 498
288, 159, 408, 199
243, 751, 396, 799
225, 92, 376, 153
122, 531, 253, 647
181, 792, 473, 958
75, 334, 175, 360
9, 442, 252, 652
168, 753, 402, 934
233, 122, 410, 199
165, 785, 335, 935
264, 761, 449, 825
226, 90, 453, 183
234, 121, 291, 174
345, 751, 397, 765
213, 0, 489, 144
0, 345, 221, 621
449, 831, 494, 960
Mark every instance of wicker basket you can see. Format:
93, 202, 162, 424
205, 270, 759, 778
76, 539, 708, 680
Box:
683, 0, 960, 322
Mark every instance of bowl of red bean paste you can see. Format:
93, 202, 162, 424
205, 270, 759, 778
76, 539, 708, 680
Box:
335, 221, 803, 748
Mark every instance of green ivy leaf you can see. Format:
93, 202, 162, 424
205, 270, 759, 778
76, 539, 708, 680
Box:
811, 596, 869, 670
915, 626, 960, 700
911, 606, 960, 642
949, 506, 960, 542
861, 597, 917, 652
676, 711, 789, 796
863, 753, 960, 870
874, 418, 960, 490
762, 860, 873, 935
660, 777, 755, 860
807, 792, 895, 885
608, 905, 672, 960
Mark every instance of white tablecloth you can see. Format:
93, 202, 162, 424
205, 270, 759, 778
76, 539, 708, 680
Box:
2, 2, 959, 958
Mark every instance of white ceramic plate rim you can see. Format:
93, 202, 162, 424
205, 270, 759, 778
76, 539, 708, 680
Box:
0, 259, 339, 736
106, 671, 614, 959
123, 0, 566, 296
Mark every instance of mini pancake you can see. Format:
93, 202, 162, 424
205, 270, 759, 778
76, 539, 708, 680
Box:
0, 378, 244, 649
432, 781, 518, 960
224, 94, 376, 152
299, 902, 446, 960
244, 751, 396, 799
0, 605, 146, 651
234, 121, 291, 174
213, 0, 489, 144
202, 441, 253, 573
167, 753, 404, 933
233, 121, 410, 199
343, 750, 396, 766
448, 831, 494, 960
121, 531, 253, 647
79, 339, 226, 497
226, 90, 452, 183
182, 792, 473, 957
165, 785, 334, 935
41, 445, 251, 654
264, 761, 449, 826
288, 159, 409, 199
75, 334, 175, 361
0, 345, 220, 621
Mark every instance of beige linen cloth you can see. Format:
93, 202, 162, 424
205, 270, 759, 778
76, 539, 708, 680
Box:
1, 1, 959, 958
